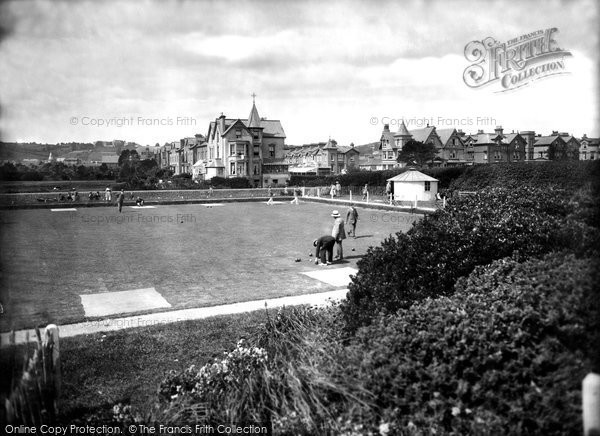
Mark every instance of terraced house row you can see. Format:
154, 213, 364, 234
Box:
361, 120, 598, 170
154, 101, 598, 184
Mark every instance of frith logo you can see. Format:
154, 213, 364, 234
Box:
463, 28, 572, 92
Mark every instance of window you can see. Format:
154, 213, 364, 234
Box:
236, 129, 241, 138
331, 154, 335, 161
269, 144, 275, 158
230, 162, 235, 174
253, 132, 259, 140
272, 179, 278, 185
424, 181, 431, 191
230, 144, 235, 156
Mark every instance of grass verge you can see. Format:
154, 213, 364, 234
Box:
1, 310, 268, 422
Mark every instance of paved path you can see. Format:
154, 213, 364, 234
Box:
0, 289, 347, 347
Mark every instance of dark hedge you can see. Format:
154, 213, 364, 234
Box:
348, 252, 598, 435
341, 185, 600, 332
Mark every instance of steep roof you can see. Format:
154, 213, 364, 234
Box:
534, 135, 563, 146
436, 128, 457, 145
336, 145, 358, 154
410, 126, 436, 143
502, 133, 526, 145
387, 168, 438, 182
248, 102, 262, 128
394, 120, 411, 137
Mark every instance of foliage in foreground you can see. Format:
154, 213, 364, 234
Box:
341, 185, 599, 332
348, 252, 598, 435
158, 306, 374, 434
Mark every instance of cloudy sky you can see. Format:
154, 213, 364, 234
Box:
0, 0, 598, 146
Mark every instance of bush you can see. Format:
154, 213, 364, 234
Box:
157, 306, 374, 434
341, 185, 600, 331
447, 160, 599, 193
347, 253, 598, 435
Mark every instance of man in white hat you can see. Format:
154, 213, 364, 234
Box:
331, 210, 346, 261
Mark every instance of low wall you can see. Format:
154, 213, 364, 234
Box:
0, 188, 436, 215
0, 188, 295, 209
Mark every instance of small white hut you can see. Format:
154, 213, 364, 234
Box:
387, 168, 439, 202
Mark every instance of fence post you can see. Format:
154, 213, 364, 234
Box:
349, 190, 352, 202
366, 191, 369, 203
316, 187, 320, 197
301, 187, 305, 197
44, 324, 61, 397
414, 196, 418, 209
583, 372, 600, 435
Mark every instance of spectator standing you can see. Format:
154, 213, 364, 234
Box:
331, 210, 346, 260
346, 204, 359, 238
105, 186, 112, 201
117, 189, 125, 213
362, 183, 368, 201
335, 181, 342, 197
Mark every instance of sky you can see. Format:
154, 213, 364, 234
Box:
0, 0, 598, 147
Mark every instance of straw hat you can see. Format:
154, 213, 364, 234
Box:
331, 210, 340, 218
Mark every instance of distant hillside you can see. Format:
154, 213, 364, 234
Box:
353, 141, 379, 156
0, 141, 140, 162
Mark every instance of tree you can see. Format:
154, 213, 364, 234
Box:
118, 149, 140, 166
397, 140, 437, 167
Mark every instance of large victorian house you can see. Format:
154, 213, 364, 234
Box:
463, 126, 527, 163
378, 121, 467, 168
198, 100, 287, 186
533, 132, 580, 161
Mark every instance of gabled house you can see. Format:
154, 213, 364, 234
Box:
579, 134, 599, 160
436, 128, 467, 166
533, 131, 579, 160
464, 126, 526, 163
204, 99, 286, 186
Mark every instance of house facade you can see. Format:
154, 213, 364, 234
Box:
285, 139, 360, 175
533, 132, 579, 160
464, 127, 526, 164
202, 100, 286, 186
579, 134, 599, 160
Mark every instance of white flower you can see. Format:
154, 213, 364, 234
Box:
378, 422, 390, 435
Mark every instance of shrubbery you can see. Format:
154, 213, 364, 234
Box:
158, 306, 374, 434
347, 253, 598, 435
447, 160, 600, 193
341, 185, 599, 332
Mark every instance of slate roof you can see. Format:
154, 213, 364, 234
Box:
534, 135, 563, 146
410, 126, 436, 143
436, 128, 456, 146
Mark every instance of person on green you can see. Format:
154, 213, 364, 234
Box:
346, 204, 359, 238
117, 189, 125, 213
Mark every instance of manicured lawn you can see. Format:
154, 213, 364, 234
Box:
0, 201, 419, 331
